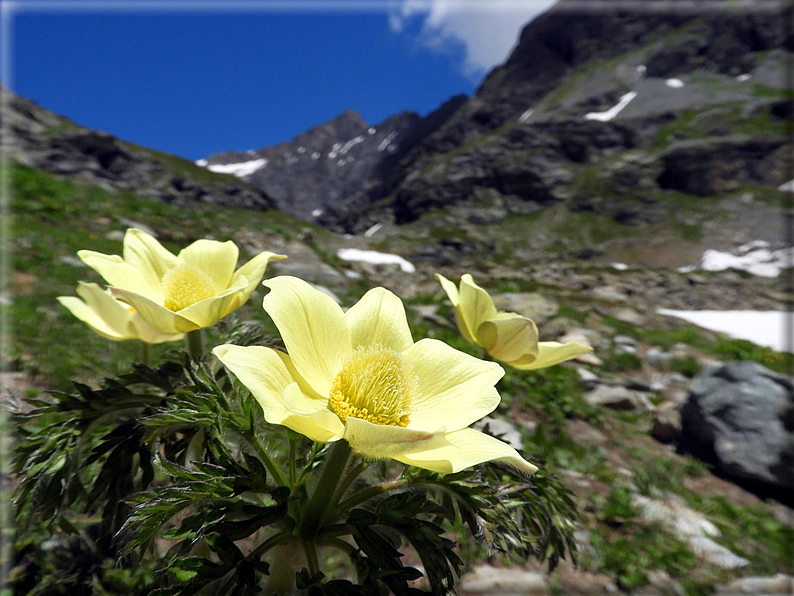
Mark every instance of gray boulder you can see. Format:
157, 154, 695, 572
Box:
681, 362, 794, 491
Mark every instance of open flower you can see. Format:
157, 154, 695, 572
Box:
436, 273, 592, 370
57, 282, 183, 343
78, 228, 285, 334
214, 276, 537, 474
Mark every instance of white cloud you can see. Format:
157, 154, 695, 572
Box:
390, 0, 556, 76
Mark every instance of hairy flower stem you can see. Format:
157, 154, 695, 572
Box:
337, 479, 407, 512
140, 342, 150, 367
242, 431, 288, 488
186, 329, 204, 360
298, 440, 351, 541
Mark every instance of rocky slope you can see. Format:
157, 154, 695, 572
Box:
194, 0, 792, 251
1, 85, 277, 211
329, 0, 793, 232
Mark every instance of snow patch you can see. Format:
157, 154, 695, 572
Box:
311, 209, 323, 218
585, 91, 637, 122
666, 78, 685, 88
364, 223, 383, 238
337, 248, 415, 273
518, 108, 534, 123
636, 64, 647, 74
378, 132, 398, 151
311, 152, 321, 160
680, 243, 793, 278
736, 73, 752, 82
612, 263, 629, 271
195, 159, 208, 167
657, 309, 792, 353
297, 146, 306, 154
777, 179, 794, 192
340, 135, 365, 155
367, 127, 376, 135
206, 158, 268, 177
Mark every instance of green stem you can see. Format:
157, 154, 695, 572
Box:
302, 541, 320, 576
337, 479, 406, 513
318, 537, 356, 556
296, 442, 321, 486
333, 461, 365, 511
298, 440, 351, 540
242, 431, 288, 487
250, 530, 294, 560
140, 342, 150, 367
186, 329, 204, 360
288, 434, 297, 487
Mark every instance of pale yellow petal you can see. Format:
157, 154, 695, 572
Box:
436, 273, 476, 343
510, 341, 593, 370
342, 417, 449, 460
435, 273, 460, 307
274, 350, 324, 400
129, 316, 184, 344
122, 228, 177, 299
57, 295, 129, 341
394, 427, 538, 474
403, 339, 503, 432
213, 344, 342, 442
262, 276, 351, 397
346, 287, 413, 352
477, 312, 539, 363
111, 287, 198, 334
178, 239, 239, 290
231, 251, 286, 300
175, 275, 249, 328
281, 383, 344, 442
77, 250, 157, 296
459, 274, 498, 345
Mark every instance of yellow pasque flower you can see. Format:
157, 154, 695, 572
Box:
57, 282, 183, 344
78, 228, 285, 334
214, 276, 537, 474
436, 273, 592, 370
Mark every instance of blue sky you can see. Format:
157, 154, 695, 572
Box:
8, 1, 553, 160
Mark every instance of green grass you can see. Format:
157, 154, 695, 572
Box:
602, 316, 794, 374
601, 352, 643, 373
6, 164, 311, 387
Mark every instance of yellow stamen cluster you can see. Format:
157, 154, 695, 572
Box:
329, 345, 415, 427
162, 263, 217, 311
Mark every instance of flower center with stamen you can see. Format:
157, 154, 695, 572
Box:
162, 263, 217, 311
329, 345, 415, 427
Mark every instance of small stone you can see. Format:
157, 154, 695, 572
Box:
459, 564, 549, 595
717, 575, 793, 595
577, 367, 599, 389
613, 307, 645, 325
493, 292, 559, 325
105, 229, 125, 242
474, 417, 523, 450
614, 335, 637, 346
645, 347, 673, 367
651, 405, 682, 444
119, 218, 157, 237
577, 353, 603, 366
593, 285, 627, 302
57, 255, 86, 268
585, 385, 654, 411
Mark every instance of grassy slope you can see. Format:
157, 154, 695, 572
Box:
6, 164, 313, 387
7, 160, 793, 593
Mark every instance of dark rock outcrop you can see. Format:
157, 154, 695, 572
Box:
681, 362, 794, 493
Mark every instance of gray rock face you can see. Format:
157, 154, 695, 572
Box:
205, 110, 423, 220
681, 362, 794, 491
